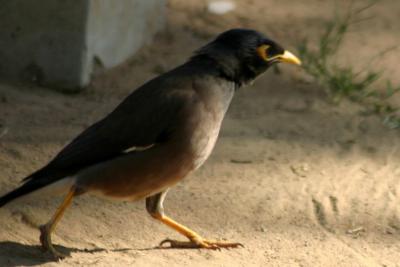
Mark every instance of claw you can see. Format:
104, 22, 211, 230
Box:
39, 224, 68, 260
159, 238, 174, 247
158, 237, 243, 250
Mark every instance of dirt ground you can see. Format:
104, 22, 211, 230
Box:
1, 0, 400, 266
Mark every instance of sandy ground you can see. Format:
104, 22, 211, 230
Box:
1, 0, 400, 266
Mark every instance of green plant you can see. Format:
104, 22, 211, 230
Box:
298, 0, 400, 128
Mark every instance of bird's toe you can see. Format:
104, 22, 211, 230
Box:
158, 237, 243, 250
39, 224, 68, 260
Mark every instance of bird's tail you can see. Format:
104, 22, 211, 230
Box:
0, 180, 44, 208
1, 167, 75, 208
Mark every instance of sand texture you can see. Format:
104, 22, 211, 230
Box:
1, 0, 400, 266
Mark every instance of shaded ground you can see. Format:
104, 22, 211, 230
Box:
1, 0, 400, 266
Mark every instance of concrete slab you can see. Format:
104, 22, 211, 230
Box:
0, 0, 165, 91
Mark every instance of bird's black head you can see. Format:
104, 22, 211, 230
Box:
193, 29, 301, 86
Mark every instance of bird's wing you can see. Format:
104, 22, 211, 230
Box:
25, 76, 193, 182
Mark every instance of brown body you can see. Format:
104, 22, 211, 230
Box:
77, 75, 235, 201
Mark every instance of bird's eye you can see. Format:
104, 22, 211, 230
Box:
256, 44, 270, 61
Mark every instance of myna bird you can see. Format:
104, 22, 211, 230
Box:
0, 29, 301, 259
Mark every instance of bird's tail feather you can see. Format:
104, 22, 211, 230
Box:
1, 167, 76, 208
0, 180, 44, 208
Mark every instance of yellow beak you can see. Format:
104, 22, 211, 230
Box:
277, 50, 302, 65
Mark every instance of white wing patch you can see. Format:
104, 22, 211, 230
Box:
123, 144, 155, 153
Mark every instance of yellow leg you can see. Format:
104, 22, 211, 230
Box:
146, 191, 243, 249
155, 214, 243, 249
39, 187, 75, 259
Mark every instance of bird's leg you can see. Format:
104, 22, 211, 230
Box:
146, 190, 243, 249
39, 187, 76, 260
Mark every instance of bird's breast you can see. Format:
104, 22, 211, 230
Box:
190, 122, 221, 170
188, 83, 234, 170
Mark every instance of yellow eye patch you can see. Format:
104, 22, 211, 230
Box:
256, 44, 270, 61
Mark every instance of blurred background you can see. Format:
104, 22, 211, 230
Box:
0, 0, 399, 266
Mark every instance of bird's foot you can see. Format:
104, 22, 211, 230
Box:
39, 224, 68, 260
158, 237, 243, 250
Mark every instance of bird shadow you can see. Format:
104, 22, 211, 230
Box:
0, 241, 106, 267
0, 240, 185, 266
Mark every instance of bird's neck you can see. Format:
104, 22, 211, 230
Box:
189, 54, 257, 89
